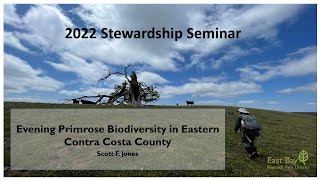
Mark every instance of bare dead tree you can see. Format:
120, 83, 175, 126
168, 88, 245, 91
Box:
98, 65, 131, 84
63, 95, 112, 104
64, 65, 160, 106
97, 65, 137, 104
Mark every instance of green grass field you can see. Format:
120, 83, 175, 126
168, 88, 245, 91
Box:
4, 102, 317, 177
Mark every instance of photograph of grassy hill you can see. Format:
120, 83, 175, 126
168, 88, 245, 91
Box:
4, 102, 317, 177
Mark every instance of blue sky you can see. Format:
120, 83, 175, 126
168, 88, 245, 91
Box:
4, 4, 317, 112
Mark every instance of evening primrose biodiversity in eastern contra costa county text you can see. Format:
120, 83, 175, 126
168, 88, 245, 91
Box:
16, 124, 220, 135
16, 124, 220, 148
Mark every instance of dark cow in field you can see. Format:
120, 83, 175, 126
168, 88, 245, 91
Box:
72, 99, 80, 104
80, 99, 96, 104
186, 101, 194, 106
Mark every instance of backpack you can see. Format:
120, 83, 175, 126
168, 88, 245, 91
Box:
241, 115, 261, 132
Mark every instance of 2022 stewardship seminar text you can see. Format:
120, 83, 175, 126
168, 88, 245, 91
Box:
65, 27, 241, 41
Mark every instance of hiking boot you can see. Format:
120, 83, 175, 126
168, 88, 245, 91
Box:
255, 152, 260, 157
249, 152, 258, 159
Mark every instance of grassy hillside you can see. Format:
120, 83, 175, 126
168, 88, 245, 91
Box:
4, 102, 317, 177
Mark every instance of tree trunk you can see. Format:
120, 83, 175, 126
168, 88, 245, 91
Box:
129, 72, 142, 106
131, 94, 142, 106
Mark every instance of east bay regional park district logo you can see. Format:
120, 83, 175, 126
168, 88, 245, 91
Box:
267, 150, 309, 170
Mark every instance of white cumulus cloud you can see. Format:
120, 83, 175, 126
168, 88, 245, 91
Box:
238, 100, 256, 104
4, 97, 60, 103
4, 53, 63, 94
278, 82, 316, 94
59, 87, 114, 97
159, 81, 261, 98
47, 52, 109, 84
266, 101, 280, 104
137, 71, 169, 85
4, 32, 31, 53
4, 4, 22, 27
4, 4, 305, 72
238, 46, 316, 81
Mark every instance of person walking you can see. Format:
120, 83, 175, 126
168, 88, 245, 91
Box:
234, 108, 261, 159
